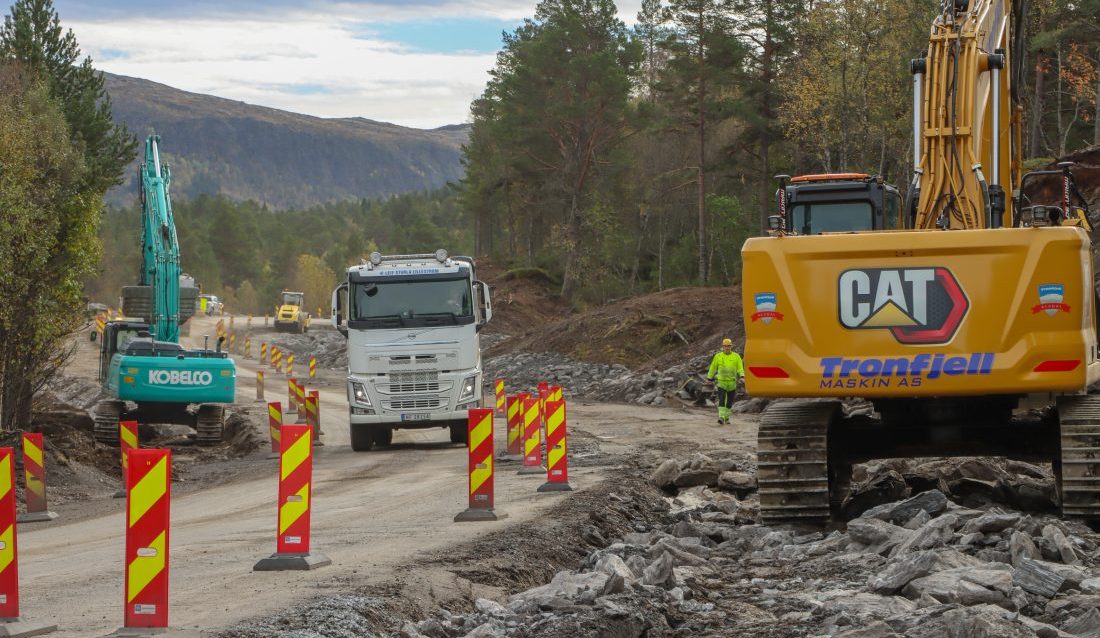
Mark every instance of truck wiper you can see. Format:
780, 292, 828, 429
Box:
365, 314, 405, 326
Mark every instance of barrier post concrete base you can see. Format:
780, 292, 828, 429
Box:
15, 511, 57, 523
454, 509, 508, 523
253, 553, 331, 571
103, 627, 166, 637
537, 482, 573, 493
517, 465, 546, 475
0, 619, 58, 638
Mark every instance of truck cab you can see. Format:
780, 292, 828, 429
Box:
773, 173, 903, 235
332, 249, 492, 451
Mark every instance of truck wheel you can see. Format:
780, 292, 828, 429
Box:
350, 424, 374, 452
93, 400, 125, 446
376, 427, 393, 447
195, 404, 225, 446
449, 422, 468, 445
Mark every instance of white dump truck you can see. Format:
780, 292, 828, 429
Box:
332, 250, 492, 451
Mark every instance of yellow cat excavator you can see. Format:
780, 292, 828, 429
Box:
742, 0, 1099, 523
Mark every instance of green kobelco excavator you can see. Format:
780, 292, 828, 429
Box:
91, 135, 237, 445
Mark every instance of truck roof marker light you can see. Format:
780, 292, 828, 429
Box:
369, 252, 383, 265
1033, 360, 1080, 373
435, 249, 448, 262
749, 366, 789, 379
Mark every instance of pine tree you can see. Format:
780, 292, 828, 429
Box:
0, 0, 135, 194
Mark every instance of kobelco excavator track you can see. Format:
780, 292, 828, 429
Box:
757, 400, 840, 524
1056, 395, 1100, 520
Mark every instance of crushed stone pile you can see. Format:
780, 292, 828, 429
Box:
392, 457, 1100, 638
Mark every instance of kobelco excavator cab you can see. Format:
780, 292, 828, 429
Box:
769, 173, 903, 235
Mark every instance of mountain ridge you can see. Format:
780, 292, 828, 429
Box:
104, 73, 469, 209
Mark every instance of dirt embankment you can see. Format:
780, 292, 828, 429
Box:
487, 285, 743, 371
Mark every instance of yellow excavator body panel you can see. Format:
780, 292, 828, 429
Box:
742, 226, 1100, 398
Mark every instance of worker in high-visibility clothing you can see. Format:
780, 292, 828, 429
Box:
706, 338, 745, 424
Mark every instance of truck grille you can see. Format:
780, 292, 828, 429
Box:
387, 382, 441, 393
389, 355, 438, 365
384, 371, 441, 393
387, 398, 442, 410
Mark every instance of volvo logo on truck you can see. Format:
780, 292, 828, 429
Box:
148, 370, 213, 386
838, 267, 968, 344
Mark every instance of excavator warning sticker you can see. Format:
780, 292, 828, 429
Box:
838, 267, 969, 345
1032, 284, 1070, 316
751, 293, 783, 324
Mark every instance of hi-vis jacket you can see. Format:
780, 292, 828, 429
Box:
707, 351, 745, 390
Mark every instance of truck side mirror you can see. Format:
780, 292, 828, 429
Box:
474, 280, 493, 330
331, 282, 348, 338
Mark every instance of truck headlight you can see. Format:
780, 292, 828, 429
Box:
458, 375, 478, 402
350, 381, 372, 406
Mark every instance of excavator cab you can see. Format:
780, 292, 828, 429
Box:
770, 173, 903, 236
96, 321, 151, 384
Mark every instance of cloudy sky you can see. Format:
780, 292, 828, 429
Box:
53, 0, 643, 129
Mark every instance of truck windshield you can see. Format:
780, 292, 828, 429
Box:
791, 202, 874, 234
281, 293, 303, 305
350, 278, 474, 328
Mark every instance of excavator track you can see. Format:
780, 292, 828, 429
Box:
757, 400, 840, 525
195, 404, 225, 446
1056, 395, 1100, 520
92, 400, 124, 446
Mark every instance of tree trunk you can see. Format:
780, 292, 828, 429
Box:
696, 8, 708, 285
1030, 56, 1044, 157
1057, 47, 1065, 157
560, 192, 582, 300
1094, 48, 1099, 146
758, 0, 776, 235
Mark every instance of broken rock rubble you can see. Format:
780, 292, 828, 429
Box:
396, 462, 1100, 638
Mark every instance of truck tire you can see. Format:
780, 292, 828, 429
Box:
195, 404, 225, 446
350, 424, 374, 451
376, 427, 393, 447
93, 400, 125, 445
449, 422, 468, 445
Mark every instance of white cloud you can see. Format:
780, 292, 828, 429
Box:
68, 1, 645, 129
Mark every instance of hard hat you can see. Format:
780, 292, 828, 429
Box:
722, 338, 733, 347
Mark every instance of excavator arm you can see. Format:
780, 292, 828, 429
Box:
910, 0, 1015, 230
138, 135, 182, 343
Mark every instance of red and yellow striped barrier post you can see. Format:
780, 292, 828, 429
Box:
0, 447, 57, 633
19, 433, 58, 522
505, 395, 523, 456
269, 345, 277, 369
286, 379, 298, 415
274, 349, 283, 373
494, 379, 505, 416
518, 398, 545, 475
267, 402, 282, 457
260, 342, 268, 366
121, 448, 171, 631
229, 333, 236, 354
244, 337, 251, 359
286, 353, 295, 377
550, 385, 563, 402
253, 425, 330, 570
305, 392, 318, 430
538, 400, 572, 492
537, 382, 549, 429
309, 356, 317, 379
294, 382, 307, 423
255, 370, 265, 403
455, 409, 499, 521
0, 448, 19, 617
114, 420, 139, 499
95, 312, 106, 337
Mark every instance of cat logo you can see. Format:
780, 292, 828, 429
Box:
838, 267, 969, 344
